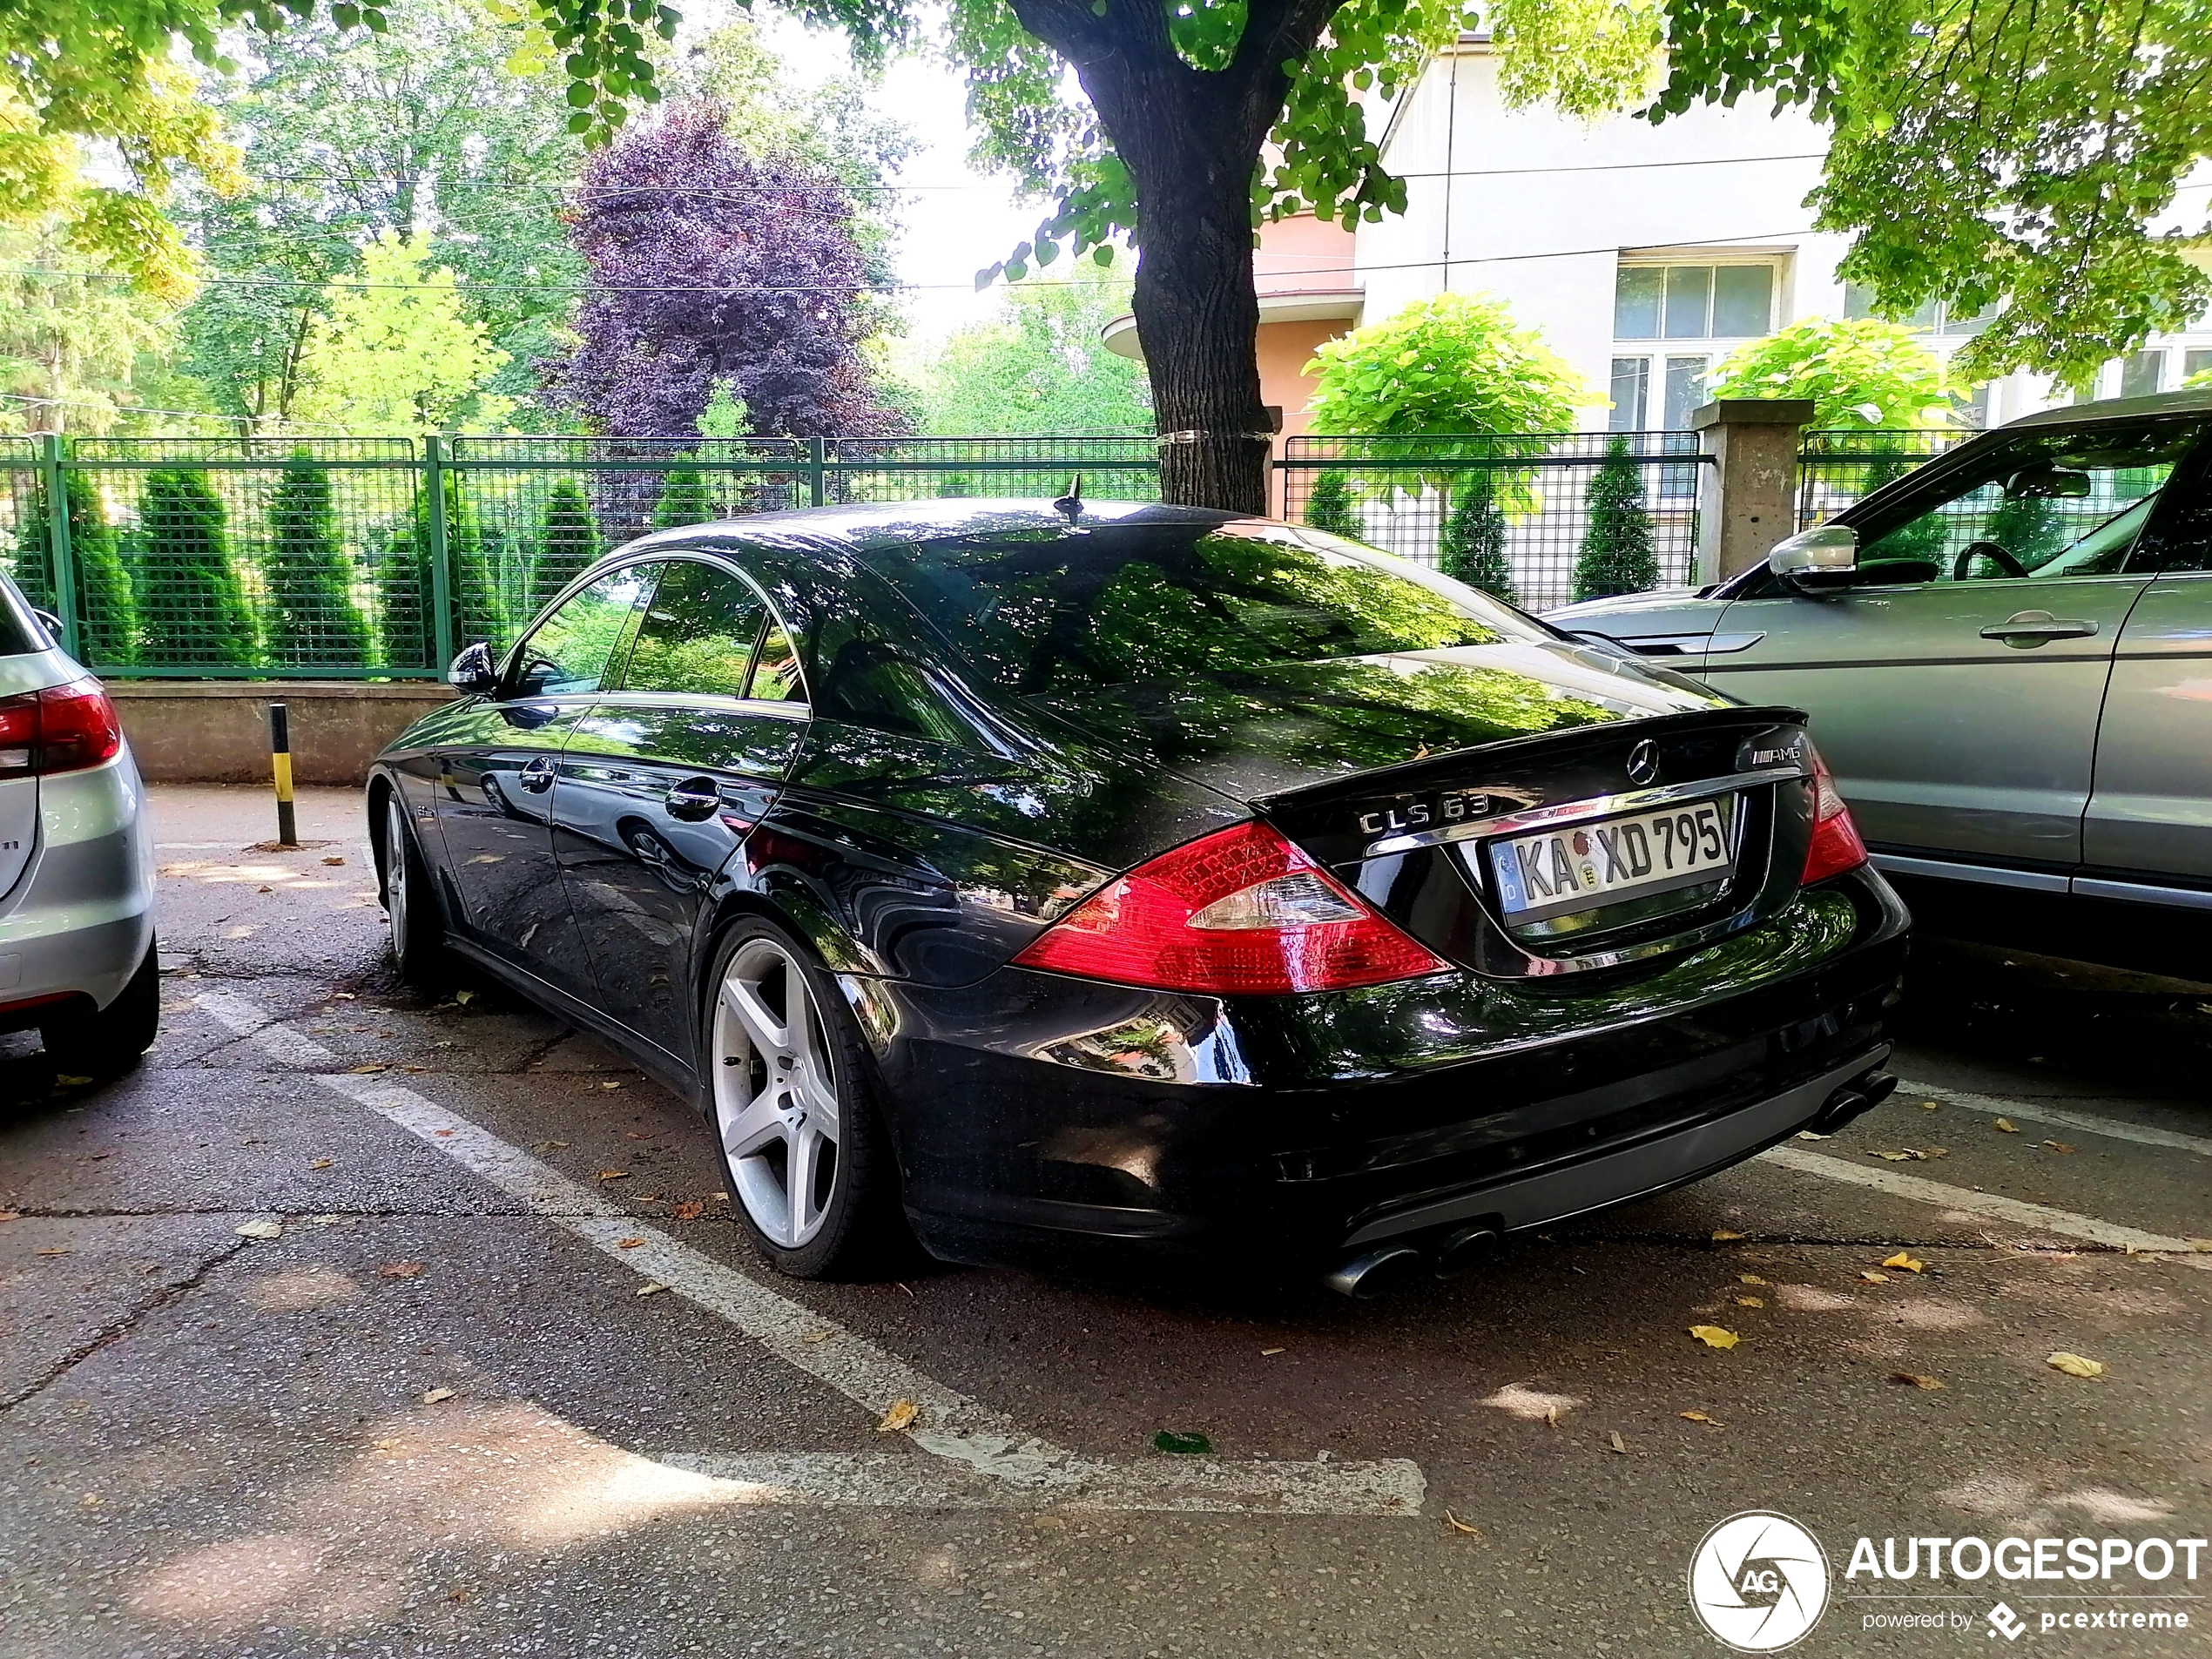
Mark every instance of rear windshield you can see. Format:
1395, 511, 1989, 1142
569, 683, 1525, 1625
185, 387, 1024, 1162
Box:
861, 520, 1551, 694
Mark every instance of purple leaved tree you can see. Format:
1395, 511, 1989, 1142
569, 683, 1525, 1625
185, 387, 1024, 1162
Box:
551, 98, 902, 441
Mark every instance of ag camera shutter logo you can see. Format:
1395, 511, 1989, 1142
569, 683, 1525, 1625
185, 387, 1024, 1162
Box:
1689, 1511, 1832, 1651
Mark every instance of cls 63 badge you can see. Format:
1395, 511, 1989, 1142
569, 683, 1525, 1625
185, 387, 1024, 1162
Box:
1357, 788, 1491, 839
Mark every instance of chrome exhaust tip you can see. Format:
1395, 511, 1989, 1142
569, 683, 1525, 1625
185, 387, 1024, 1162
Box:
1323, 1245, 1426, 1300
1433, 1224, 1501, 1278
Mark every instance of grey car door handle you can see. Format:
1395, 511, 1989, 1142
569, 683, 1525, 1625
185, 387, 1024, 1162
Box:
517, 756, 556, 792
1980, 614, 2098, 646
664, 779, 722, 821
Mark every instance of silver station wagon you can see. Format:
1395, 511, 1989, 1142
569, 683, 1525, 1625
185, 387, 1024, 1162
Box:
1548, 388, 2212, 917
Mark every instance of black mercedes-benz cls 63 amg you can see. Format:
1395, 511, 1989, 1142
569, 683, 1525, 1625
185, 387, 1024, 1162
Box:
368, 497, 1907, 1294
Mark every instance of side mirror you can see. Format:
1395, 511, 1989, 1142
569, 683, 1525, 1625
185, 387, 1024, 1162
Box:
448, 641, 497, 693
1769, 524, 1858, 592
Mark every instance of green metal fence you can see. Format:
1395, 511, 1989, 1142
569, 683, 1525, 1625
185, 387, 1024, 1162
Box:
1281, 432, 1709, 611
1796, 428, 1970, 530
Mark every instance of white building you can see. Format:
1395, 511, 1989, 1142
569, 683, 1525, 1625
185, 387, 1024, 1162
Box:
1109, 34, 2212, 444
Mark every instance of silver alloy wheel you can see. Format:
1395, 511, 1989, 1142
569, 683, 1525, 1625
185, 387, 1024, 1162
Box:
385, 796, 409, 957
712, 936, 842, 1250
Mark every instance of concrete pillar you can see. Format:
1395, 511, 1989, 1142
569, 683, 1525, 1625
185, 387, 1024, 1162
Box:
1690, 398, 1816, 583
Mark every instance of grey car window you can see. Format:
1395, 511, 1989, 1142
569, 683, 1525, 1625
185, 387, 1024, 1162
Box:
1856, 419, 2201, 583
509, 563, 657, 698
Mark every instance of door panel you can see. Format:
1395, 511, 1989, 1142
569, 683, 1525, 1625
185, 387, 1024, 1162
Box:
430, 562, 655, 989
554, 558, 807, 1064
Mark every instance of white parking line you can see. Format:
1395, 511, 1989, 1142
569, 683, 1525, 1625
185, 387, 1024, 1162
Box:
193, 987, 337, 1066
1758, 1145, 2212, 1264
1895, 1077, 2212, 1158
203, 991, 1426, 1516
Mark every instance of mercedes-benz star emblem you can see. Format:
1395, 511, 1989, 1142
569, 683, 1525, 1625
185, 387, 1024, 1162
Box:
1626, 738, 1661, 786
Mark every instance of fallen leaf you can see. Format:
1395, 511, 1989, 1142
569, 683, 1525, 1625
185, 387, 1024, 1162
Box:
1543, 1403, 1561, 1428
1608, 1430, 1629, 1454
800, 1330, 833, 1344
401, 1064, 428, 1073
1260, 1346, 1285, 1356
1920, 1100, 1941, 1110
672, 1201, 705, 1220
420, 1387, 455, 1404
1860, 1270, 1892, 1284
2047, 1352, 2104, 1379
1710, 1230, 1746, 1243
257, 885, 273, 894
1794, 1130, 1830, 1141
1443, 1510, 1482, 1535
455, 989, 475, 1005
1688, 1325, 1739, 1350
1889, 1372, 1944, 1391
347, 1062, 388, 1075
616, 1238, 645, 1250
596, 1170, 631, 1182
878, 1399, 921, 1433
309, 1157, 334, 1170
635, 1282, 667, 1298
601, 1081, 623, 1090
1871, 1150, 1917, 1162
531, 1141, 570, 1153
373, 1438, 403, 1452
378, 1261, 423, 1278
0, 1212, 20, 1224
2042, 1139, 2076, 1154
1734, 1296, 1765, 1307
2188, 1238, 2212, 1252
1679, 1411, 1723, 1426
1883, 1251, 1925, 1272
37, 1244, 70, 1256
1150, 1428, 1210, 1454
1994, 1117, 2020, 1133
236, 1219, 282, 1240
322, 856, 346, 866
465, 854, 504, 865
1737, 1274, 1768, 1286
53, 1075, 93, 1088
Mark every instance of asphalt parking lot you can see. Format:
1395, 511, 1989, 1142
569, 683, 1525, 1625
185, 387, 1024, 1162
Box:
3, 786, 2209, 1658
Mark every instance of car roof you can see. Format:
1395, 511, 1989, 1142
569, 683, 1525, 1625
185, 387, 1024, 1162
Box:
1999, 385, 2212, 430
620, 497, 1242, 561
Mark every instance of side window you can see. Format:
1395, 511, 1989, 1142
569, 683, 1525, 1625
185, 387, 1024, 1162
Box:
2136, 441, 2212, 574
1852, 420, 2200, 584
617, 561, 766, 697
509, 563, 656, 698
748, 621, 806, 702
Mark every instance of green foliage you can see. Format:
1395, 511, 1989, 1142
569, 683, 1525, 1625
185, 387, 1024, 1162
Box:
696, 380, 751, 440
0, 219, 173, 435
137, 468, 255, 665
294, 231, 512, 434
1570, 440, 1660, 602
529, 478, 597, 617
379, 477, 502, 667
21, 469, 138, 663
914, 273, 1150, 435
265, 459, 368, 666
1302, 469, 1360, 538
1440, 473, 1513, 603
651, 469, 716, 529
1599, 0, 2212, 389
1307, 293, 1597, 442
1706, 318, 1952, 429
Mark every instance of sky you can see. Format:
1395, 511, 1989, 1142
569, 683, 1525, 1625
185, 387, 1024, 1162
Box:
733, 7, 1057, 348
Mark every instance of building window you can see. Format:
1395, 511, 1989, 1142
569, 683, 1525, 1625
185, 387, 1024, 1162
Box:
1608, 358, 1649, 430
1662, 356, 1710, 429
2186, 348, 2212, 386
1843, 282, 1993, 336
2120, 350, 2165, 399
1615, 263, 1775, 341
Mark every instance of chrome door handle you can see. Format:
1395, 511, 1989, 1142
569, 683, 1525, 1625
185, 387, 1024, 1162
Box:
517, 756, 556, 793
1980, 612, 2097, 647
664, 779, 721, 821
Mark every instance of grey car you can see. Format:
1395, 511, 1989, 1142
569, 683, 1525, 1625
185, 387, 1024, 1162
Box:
0, 578, 158, 1073
1547, 388, 2212, 914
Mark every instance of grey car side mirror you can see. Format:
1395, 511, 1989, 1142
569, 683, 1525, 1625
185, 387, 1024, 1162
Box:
1769, 524, 1858, 591
448, 641, 498, 693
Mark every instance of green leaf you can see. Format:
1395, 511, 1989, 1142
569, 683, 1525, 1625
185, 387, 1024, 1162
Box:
566, 80, 597, 108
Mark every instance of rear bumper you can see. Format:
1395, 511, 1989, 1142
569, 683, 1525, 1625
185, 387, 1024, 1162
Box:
0, 749, 155, 1013
870, 868, 1909, 1275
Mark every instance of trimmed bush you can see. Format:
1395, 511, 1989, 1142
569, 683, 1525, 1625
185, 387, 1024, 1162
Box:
652, 469, 717, 530
138, 469, 255, 666
1440, 472, 1514, 603
266, 459, 369, 667
21, 469, 136, 664
380, 479, 505, 670
1302, 469, 1359, 538
529, 478, 599, 620
1570, 439, 1661, 602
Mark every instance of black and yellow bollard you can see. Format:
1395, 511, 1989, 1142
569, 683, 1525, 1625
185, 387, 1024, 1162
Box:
269, 702, 298, 848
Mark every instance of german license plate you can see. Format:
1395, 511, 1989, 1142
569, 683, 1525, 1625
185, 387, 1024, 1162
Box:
1480, 797, 1736, 924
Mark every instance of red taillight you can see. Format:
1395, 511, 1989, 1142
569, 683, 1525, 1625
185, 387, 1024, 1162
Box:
0, 678, 123, 779
1011, 819, 1449, 995
1801, 749, 1868, 886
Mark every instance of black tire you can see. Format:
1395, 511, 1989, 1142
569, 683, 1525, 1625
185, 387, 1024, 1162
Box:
43, 933, 159, 1077
381, 790, 450, 991
702, 914, 907, 1279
